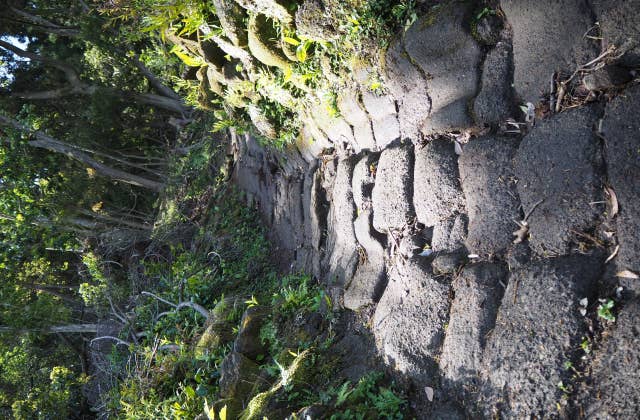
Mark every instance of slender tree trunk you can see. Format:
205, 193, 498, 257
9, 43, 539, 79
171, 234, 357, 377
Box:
0, 324, 98, 334
0, 115, 164, 191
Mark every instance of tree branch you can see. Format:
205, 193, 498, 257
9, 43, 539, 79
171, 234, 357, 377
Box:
131, 55, 183, 102
0, 115, 164, 191
90, 336, 131, 347
8, 5, 81, 37
0, 39, 84, 87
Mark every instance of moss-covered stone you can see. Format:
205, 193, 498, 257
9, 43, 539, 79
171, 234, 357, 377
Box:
295, 0, 336, 41
234, 305, 269, 360
219, 351, 263, 399
212, 0, 248, 46
238, 384, 281, 420
247, 104, 278, 138
247, 13, 292, 69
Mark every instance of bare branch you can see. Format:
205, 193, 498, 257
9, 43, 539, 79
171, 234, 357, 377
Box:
90, 336, 131, 347
175, 301, 210, 318
140, 291, 177, 308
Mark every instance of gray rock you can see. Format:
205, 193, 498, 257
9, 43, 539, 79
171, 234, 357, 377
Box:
502, 0, 598, 102
591, 0, 640, 67
583, 65, 633, 91
473, 41, 514, 126
219, 351, 261, 400
309, 100, 355, 147
413, 139, 465, 226
337, 90, 376, 151
351, 153, 377, 210
384, 36, 431, 140
373, 257, 450, 385
295, 0, 335, 41
360, 90, 400, 149
323, 157, 359, 287
459, 136, 520, 257
601, 84, 640, 281
372, 144, 415, 233
579, 298, 640, 418
480, 255, 601, 418
233, 306, 269, 360
440, 263, 507, 396
212, 0, 247, 46
515, 106, 603, 256
344, 210, 387, 310
432, 250, 466, 275
404, 1, 481, 134
431, 214, 467, 253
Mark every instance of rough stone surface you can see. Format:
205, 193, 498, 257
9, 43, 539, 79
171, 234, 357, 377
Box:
360, 90, 400, 149
404, 1, 481, 134
515, 106, 603, 256
579, 298, 640, 418
351, 153, 377, 210
602, 84, 640, 280
212, 0, 247, 46
480, 255, 602, 418
440, 263, 507, 396
413, 139, 465, 226
344, 210, 387, 310
219, 351, 261, 400
337, 90, 376, 151
372, 144, 415, 233
373, 257, 450, 385
309, 99, 355, 146
591, 0, 640, 67
233, 306, 269, 360
583, 65, 633, 91
384, 36, 431, 140
295, 0, 335, 41
323, 157, 359, 287
431, 214, 467, 253
473, 41, 514, 126
502, 0, 598, 102
459, 136, 520, 256
432, 249, 466, 275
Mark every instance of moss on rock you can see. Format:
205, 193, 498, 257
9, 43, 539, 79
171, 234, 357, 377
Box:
248, 13, 292, 69
212, 0, 248, 46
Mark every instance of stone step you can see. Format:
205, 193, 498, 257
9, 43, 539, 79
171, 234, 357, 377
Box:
480, 254, 602, 418
515, 106, 604, 256
371, 143, 415, 234
458, 136, 521, 257
403, 1, 481, 134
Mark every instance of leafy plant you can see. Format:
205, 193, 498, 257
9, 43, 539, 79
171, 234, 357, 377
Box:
597, 299, 616, 322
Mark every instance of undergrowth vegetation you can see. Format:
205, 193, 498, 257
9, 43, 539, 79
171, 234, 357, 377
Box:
78, 118, 406, 419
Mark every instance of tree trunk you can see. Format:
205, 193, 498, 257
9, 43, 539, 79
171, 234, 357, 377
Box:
0, 324, 97, 334
0, 115, 164, 192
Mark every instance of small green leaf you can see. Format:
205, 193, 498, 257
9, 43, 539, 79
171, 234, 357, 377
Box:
219, 405, 227, 420
184, 385, 196, 399
283, 36, 300, 46
296, 43, 308, 62
170, 45, 204, 67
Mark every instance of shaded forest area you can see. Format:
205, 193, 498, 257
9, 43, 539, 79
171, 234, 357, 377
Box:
0, 0, 417, 418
